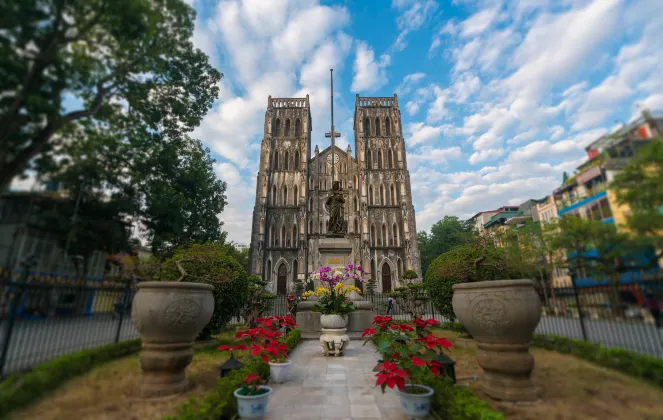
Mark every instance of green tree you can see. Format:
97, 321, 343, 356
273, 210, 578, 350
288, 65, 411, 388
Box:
0, 0, 221, 190
424, 236, 517, 321
160, 243, 249, 339
611, 139, 663, 256
389, 269, 428, 319
417, 216, 473, 276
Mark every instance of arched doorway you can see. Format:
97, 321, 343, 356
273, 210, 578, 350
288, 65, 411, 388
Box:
382, 263, 392, 292
277, 264, 287, 294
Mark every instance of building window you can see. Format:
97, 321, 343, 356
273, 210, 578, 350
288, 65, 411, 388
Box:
284, 119, 291, 136
369, 186, 374, 205
294, 150, 299, 169
275, 119, 281, 136
599, 198, 613, 219
364, 117, 371, 135
375, 118, 381, 136
295, 119, 301, 136
367, 150, 372, 169
354, 197, 358, 211
385, 117, 391, 136
284, 151, 289, 170
377, 150, 383, 169
354, 218, 359, 233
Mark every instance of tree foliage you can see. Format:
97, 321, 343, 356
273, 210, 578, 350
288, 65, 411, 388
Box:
417, 216, 474, 276
0, 0, 221, 190
424, 238, 516, 320
389, 269, 428, 319
611, 139, 663, 254
243, 275, 276, 327
160, 243, 249, 339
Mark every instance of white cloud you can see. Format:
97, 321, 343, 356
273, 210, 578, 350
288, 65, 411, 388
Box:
468, 148, 505, 164
350, 42, 391, 92
426, 85, 448, 123
460, 8, 500, 38
393, 0, 438, 51
408, 146, 463, 166
405, 101, 420, 116
397, 73, 426, 96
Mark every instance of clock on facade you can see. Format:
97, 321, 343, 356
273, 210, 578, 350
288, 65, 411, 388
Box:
326, 153, 340, 165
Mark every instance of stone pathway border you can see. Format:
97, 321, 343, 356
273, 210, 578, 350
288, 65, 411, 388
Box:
265, 339, 411, 419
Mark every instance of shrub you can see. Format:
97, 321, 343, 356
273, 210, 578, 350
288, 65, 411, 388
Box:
0, 339, 141, 418
160, 243, 249, 338
389, 269, 428, 319
243, 275, 276, 327
166, 329, 302, 420
424, 243, 514, 320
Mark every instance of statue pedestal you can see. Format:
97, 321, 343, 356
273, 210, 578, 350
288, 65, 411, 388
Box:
320, 328, 350, 356
318, 236, 353, 269
347, 290, 375, 339
297, 297, 321, 339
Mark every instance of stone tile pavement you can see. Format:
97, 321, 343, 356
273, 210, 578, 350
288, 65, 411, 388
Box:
265, 339, 410, 420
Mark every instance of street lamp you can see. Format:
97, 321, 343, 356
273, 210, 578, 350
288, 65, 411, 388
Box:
435, 353, 457, 384
219, 352, 244, 378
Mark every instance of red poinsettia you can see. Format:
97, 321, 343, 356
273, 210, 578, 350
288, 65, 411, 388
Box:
362, 328, 377, 337
221, 316, 297, 364
416, 334, 452, 350
217, 344, 249, 352
372, 315, 393, 329
375, 361, 408, 390
389, 323, 414, 332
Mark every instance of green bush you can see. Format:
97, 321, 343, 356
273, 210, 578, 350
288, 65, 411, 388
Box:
416, 372, 504, 420
166, 329, 302, 420
0, 339, 141, 418
531, 334, 663, 388
424, 244, 513, 320
161, 243, 249, 338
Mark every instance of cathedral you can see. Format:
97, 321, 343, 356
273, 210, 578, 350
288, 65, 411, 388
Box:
248, 94, 422, 294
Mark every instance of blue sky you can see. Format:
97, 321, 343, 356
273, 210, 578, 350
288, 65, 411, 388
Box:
15, 0, 661, 245
185, 0, 663, 244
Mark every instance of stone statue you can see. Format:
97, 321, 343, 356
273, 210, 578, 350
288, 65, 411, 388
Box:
326, 181, 347, 234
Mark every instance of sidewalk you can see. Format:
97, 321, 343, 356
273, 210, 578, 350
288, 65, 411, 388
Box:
265, 339, 408, 419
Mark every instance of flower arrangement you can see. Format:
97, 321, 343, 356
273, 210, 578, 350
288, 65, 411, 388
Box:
218, 315, 297, 364
362, 316, 452, 394
301, 265, 363, 315
236, 374, 269, 396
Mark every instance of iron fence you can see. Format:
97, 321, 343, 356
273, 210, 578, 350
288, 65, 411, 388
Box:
0, 279, 138, 377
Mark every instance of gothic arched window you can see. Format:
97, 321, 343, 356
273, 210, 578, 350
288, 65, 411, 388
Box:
275, 119, 281, 136
354, 218, 359, 234
284, 119, 291, 136
385, 117, 391, 136
282, 186, 287, 206
364, 117, 371, 136
295, 119, 301, 136
292, 259, 298, 284
381, 224, 387, 246
284, 151, 289, 170
294, 150, 300, 169
375, 118, 381, 136
354, 197, 358, 212
309, 197, 313, 211
269, 224, 274, 247
390, 184, 396, 205
369, 185, 374, 206
281, 225, 286, 247
294, 185, 298, 206
273, 152, 279, 170
292, 225, 297, 247
366, 150, 372, 169
272, 186, 277, 205
387, 149, 393, 169
392, 223, 397, 246
371, 224, 376, 246
379, 184, 385, 205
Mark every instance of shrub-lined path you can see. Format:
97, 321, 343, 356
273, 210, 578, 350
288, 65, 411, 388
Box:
266, 340, 412, 420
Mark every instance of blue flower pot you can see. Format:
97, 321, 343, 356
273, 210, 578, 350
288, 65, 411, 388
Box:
396, 384, 434, 419
234, 386, 272, 419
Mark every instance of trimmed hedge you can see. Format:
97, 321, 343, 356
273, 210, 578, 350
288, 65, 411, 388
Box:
531, 334, 663, 388
0, 338, 142, 418
166, 329, 303, 420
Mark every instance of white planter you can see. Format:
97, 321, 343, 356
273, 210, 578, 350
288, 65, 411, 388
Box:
396, 384, 434, 419
320, 314, 348, 329
269, 360, 292, 383
234, 385, 272, 419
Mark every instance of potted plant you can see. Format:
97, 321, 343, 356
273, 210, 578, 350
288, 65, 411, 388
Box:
434, 234, 541, 401
362, 316, 452, 419
302, 265, 362, 328
234, 374, 273, 419
219, 315, 297, 384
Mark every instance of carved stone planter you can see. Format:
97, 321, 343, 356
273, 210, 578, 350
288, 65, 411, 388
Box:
320, 314, 348, 329
131, 281, 214, 398
452, 279, 541, 402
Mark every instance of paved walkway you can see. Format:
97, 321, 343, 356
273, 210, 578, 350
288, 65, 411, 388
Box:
266, 339, 408, 420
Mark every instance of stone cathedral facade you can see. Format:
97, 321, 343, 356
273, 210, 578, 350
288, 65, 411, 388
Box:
248, 94, 422, 294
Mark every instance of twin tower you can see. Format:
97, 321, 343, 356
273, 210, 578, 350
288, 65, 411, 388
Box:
248, 94, 421, 294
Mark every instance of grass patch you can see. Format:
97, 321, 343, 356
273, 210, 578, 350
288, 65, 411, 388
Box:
10, 332, 236, 420
433, 330, 663, 420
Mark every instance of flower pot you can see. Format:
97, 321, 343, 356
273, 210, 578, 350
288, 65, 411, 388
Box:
269, 360, 292, 383
452, 279, 541, 402
234, 385, 273, 419
396, 384, 434, 419
131, 281, 214, 398
320, 314, 348, 329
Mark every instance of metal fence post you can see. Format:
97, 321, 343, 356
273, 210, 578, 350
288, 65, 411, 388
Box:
114, 279, 130, 343
0, 283, 24, 376
570, 268, 588, 341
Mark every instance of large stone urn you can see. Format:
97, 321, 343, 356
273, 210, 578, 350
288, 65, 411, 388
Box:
452, 279, 541, 402
131, 281, 214, 398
